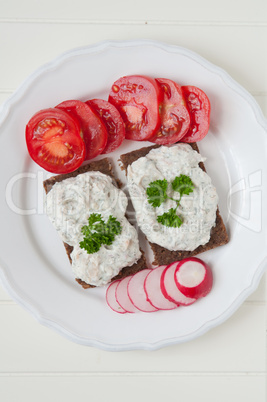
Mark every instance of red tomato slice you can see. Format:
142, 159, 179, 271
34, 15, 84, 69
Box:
108, 75, 163, 141
25, 108, 85, 173
181, 86, 210, 143
56, 100, 108, 160
149, 78, 190, 145
86, 99, 125, 154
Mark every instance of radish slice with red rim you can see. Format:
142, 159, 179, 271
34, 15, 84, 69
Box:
175, 257, 213, 299
161, 262, 196, 306
106, 280, 126, 314
116, 276, 139, 313
128, 269, 158, 312
144, 265, 178, 310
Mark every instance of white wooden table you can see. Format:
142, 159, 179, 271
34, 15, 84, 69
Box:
0, 1, 266, 401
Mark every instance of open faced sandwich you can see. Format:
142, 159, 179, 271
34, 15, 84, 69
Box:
43, 159, 147, 288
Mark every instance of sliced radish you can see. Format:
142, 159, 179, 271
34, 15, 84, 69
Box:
116, 276, 139, 313
144, 265, 178, 310
161, 263, 196, 306
175, 257, 213, 299
127, 269, 158, 312
106, 280, 126, 314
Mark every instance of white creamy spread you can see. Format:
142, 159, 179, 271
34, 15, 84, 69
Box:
127, 144, 218, 251
45, 171, 141, 286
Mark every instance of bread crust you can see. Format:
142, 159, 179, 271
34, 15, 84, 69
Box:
119, 143, 229, 266
43, 158, 147, 288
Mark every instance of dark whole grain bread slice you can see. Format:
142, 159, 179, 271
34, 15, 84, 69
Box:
43, 158, 147, 289
119, 143, 229, 266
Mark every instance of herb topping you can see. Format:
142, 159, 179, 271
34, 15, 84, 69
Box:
146, 174, 195, 228
80, 213, 122, 254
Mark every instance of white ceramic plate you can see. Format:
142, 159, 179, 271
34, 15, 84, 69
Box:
0, 40, 267, 351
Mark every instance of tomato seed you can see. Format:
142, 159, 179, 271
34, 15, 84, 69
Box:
112, 85, 120, 93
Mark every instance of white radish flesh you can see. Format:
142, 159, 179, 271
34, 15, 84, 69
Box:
106, 280, 126, 314
116, 276, 139, 313
175, 257, 213, 299
161, 262, 196, 306
144, 265, 178, 310
128, 269, 158, 312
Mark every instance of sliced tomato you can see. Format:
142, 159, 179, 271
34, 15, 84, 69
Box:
86, 99, 125, 154
108, 75, 163, 141
149, 78, 190, 145
56, 100, 108, 160
181, 86, 210, 143
25, 108, 85, 173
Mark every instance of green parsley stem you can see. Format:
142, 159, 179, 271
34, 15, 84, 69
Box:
166, 195, 182, 209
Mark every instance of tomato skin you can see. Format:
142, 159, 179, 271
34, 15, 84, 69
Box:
180, 86, 210, 143
25, 108, 85, 174
86, 99, 125, 154
149, 78, 191, 145
56, 100, 108, 160
108, 75, 163, 141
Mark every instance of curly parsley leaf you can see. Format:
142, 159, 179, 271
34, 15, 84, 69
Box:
79, 213, 122, 254
146, 179, 168, 208
171, 174, 194, 197
157, 208, 183, 228
81, 213, 102, 237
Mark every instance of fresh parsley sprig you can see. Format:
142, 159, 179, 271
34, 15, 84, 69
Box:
146, 174, 194, 228
79, 213, 122, 254
171, 174, 195, 198
157, 208, 183, 228
146, 179, 168, 208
